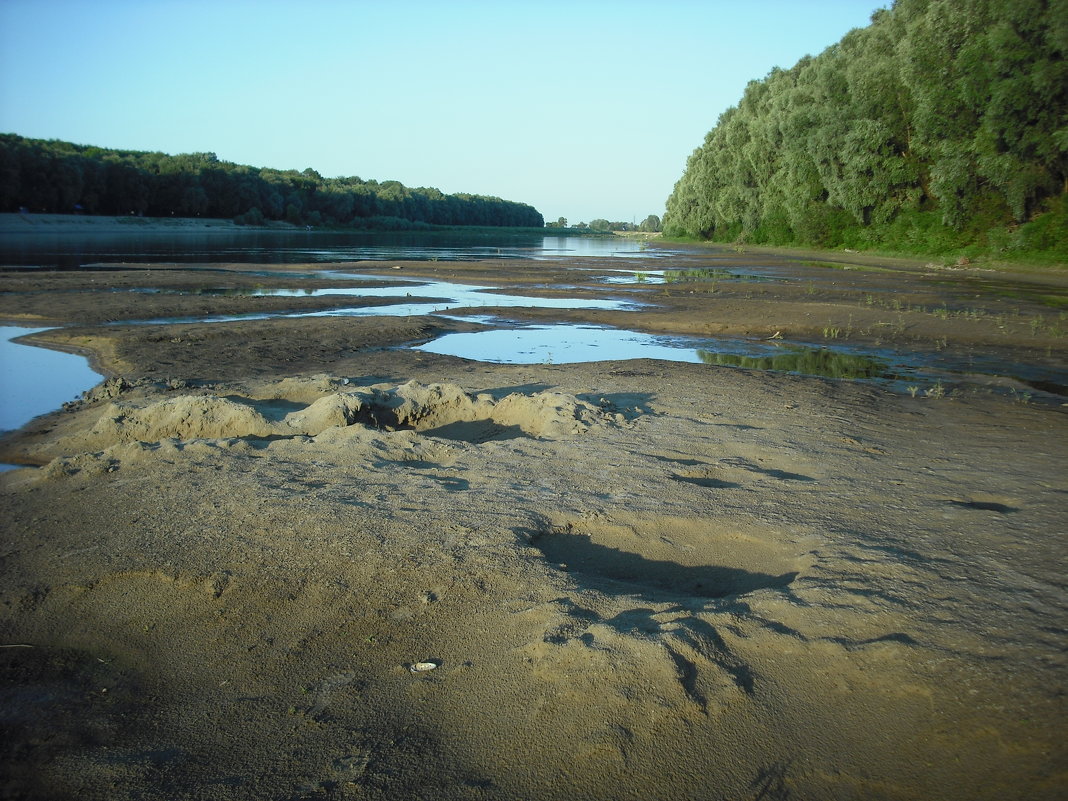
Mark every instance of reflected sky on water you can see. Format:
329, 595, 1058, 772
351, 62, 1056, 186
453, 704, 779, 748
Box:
134, 276, 640, 325
416, 321, 891, 375
0, 327, 101, 434
417, 324, 705, 365
0, 229, 672, 269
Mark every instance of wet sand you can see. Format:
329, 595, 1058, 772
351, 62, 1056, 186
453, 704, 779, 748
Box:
1, 247, 1066, 800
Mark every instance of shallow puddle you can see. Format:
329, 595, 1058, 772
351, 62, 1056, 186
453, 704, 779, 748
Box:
417, 324, 704, 364
136, 276, 640, 325
0, 326, 101, 440
416, 321, 893, 378
415, 320, 1068, 399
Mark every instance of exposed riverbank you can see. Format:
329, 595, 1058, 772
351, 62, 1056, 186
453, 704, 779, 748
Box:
1, 250, 1066, 800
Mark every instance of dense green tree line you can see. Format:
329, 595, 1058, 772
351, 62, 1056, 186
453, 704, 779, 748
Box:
545, 215, 662, 232
0, 135, 544, 229
664, 0, 1068, 259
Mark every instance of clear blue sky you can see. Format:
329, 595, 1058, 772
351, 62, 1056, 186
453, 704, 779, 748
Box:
0, 0, 884, 224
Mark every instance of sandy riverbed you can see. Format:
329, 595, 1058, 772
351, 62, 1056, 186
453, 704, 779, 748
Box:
1, 248, 1066, 800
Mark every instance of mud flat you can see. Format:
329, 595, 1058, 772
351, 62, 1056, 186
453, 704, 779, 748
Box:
1, 250, 1066, 800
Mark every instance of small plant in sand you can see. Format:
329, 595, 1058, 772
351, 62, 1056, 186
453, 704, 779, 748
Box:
925, 379, 946, 399
664, 268, 732, 283
907, 385, 920, 398
823, 326, 842, 339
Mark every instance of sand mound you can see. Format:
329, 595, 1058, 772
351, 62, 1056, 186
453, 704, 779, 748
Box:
281, 392, 367, 434
28, 381, 620, 468
90, 395, 277, 441
489, 390, 616, 438
355, 381, 614, 440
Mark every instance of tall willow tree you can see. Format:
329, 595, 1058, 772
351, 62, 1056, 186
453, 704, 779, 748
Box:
664, 0, 1068, 258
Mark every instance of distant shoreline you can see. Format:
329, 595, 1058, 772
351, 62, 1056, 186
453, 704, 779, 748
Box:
0, 212, 261, 234
0, 213, 583, 238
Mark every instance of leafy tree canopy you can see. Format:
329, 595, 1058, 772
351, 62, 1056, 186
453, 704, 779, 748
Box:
0, 135, 544, 229
663, 0, 1068, 261
639, 214, 662, 232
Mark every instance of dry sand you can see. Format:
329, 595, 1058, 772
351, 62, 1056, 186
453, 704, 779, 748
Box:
1, 248, 1066, 800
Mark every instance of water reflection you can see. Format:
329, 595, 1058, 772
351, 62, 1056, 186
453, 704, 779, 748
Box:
416, 322, 1066, 397
663, 268, 776, 283
416, 322, 889, 380
137, 277, 639, 325
0, 230, 672, 270
417, 324, 704, 364
696, 347, 891, 379
601, 267, 785, 285
536, 237, 654, 258
0, 326, 101, 435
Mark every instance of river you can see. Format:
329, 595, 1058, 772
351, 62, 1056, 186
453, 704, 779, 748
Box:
0, 228, 659, 269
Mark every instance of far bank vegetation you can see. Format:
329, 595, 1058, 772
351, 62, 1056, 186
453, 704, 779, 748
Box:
0, 135, 544, 230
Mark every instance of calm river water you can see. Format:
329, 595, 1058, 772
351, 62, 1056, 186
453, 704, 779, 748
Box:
0, 228, 659, 269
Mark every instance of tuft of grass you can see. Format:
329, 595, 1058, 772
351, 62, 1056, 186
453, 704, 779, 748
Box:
925, 380, 946, 399
663, 268, 732, 283
1028, 313, 1066, 337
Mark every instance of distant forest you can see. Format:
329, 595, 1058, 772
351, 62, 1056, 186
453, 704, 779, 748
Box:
664, 0, 1067, 260
0, 134, 544, 229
